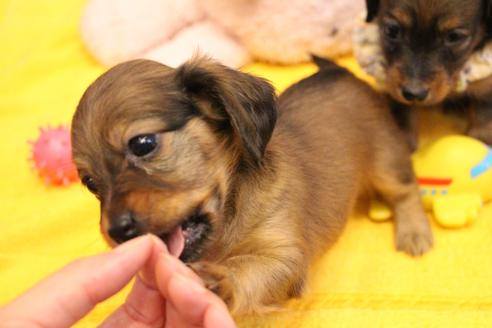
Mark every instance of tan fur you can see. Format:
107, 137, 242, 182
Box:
438, 16, 463, 31
71, 58, 432, 315
386, 62, 455, 105
391, 8, 412, 27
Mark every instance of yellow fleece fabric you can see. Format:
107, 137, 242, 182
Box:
1, 1, 492, 327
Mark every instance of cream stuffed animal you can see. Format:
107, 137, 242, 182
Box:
81, 0, 364, 68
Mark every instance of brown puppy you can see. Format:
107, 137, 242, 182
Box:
365, 0, 492, 146
71, 57, 432, 314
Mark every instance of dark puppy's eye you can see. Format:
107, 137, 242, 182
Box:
444, 30, 469, 46
82, 175, 98, 194
384, 22, 402, 41
128, 134, 158, 157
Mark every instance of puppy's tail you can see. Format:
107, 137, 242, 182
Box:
310, 54, 340, 70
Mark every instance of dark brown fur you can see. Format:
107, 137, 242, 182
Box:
71, 57, 432, 314
366, 0, 492, 146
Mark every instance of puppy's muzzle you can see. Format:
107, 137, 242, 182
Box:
108, 212, 141, 243
401, 85, 429, 102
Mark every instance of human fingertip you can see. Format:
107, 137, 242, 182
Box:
157, 253, 201, 282
157, 252, 175, 269
147, 234, 168, 253
205, 304, 236, 328
113, 235, 152, 254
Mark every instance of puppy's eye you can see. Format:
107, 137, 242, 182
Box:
384, 23, 402, 41
444, 30, 469, 46
128, 134, 158, 157
82, 175, 98, 194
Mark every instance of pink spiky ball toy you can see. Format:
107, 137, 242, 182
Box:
29, 125, 78, 186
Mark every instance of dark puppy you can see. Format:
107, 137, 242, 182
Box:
366, 0, 492, 145
71, 57, 432, 314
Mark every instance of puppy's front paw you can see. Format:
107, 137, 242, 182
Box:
188, 261, 235, 307
396, 223, 433, 256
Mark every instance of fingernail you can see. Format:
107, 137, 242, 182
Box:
114, 235, 150, 253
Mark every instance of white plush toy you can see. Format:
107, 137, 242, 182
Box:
81, 0, 365, 68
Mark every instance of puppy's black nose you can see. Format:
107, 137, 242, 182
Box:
108, 212, 140, 243
401, 86, 429, 102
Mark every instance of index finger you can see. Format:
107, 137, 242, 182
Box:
0, 235, 161, 328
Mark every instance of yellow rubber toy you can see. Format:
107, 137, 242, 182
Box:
370, 135, 492, 228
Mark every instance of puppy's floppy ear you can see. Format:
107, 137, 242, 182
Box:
176, 57, 277, 167
365, 0, 380, 22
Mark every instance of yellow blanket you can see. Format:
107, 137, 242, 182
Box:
1, 1, 492, 327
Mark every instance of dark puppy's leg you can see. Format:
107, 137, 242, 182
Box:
467, 0, 492, 144
389, 99, 418, 152
467, 98, 492, 145
370, 137, 433, 256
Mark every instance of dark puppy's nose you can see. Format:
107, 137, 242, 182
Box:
108, 212, 140, 243
401, 86, 429, 102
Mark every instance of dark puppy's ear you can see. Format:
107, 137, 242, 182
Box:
176, 57, 277, 167
366, 0, 380, 22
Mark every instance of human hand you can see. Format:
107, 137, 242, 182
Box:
0, 235, 236, 328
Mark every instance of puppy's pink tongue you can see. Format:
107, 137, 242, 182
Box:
167, 225, 185, 258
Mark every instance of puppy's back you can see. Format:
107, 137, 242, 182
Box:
276, 58, 399, 170
271, 59, 406, 252
278, 57, 395, 141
